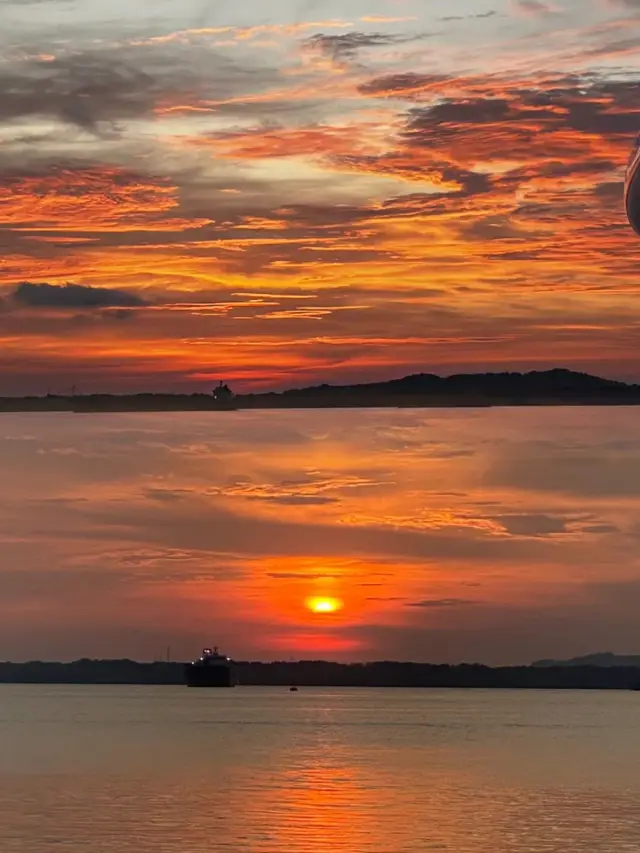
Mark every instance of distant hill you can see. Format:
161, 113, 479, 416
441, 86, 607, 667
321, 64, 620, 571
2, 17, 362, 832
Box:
261, 368, 636, 400
236, 367, 640, 409
1, 368, 640, 412
532, 652, 640, 668
277, 368, 632, 397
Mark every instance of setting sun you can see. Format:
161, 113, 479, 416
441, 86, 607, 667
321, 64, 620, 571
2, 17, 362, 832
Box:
305, 596, 343, 615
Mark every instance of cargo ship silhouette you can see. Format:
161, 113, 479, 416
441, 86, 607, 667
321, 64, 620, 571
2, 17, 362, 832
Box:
184, 647, 236, 687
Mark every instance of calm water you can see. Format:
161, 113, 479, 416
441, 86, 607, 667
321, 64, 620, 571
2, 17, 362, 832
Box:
0, 686, 639, 852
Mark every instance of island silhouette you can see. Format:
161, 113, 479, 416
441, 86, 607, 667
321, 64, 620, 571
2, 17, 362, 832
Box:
2, 368, 640, 412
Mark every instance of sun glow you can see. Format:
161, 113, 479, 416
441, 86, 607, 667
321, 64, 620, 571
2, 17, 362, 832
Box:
305, 596, 343, 614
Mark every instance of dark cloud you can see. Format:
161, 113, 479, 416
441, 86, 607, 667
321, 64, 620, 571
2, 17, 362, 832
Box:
331, 152, 492, 199
405, 598, 477, 608
400, 77, 640, 146
142, 488, 192, 503
267, 572, 339, 579
358, 72, 447, 98
408, 97, 512, 130
494, 514, 569, 536
366, 596, 406, 601
441, 10, 499, 21
12, 281, 148, 309
256, 495, 338, 505
305, 31, 419, 62
345, 72, 640, 233
0, 55, 161, 133
582, 524, 620, 535
460, 214, 528, 242
582, 35, 640, 59
357, 72, 640, 156
0, 48, 296, 137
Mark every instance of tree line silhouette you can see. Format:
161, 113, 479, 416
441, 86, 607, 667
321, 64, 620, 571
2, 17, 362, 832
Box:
1, 659, 639, 689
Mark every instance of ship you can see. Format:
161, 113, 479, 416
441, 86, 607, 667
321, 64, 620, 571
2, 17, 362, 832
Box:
184, 647, 236, 687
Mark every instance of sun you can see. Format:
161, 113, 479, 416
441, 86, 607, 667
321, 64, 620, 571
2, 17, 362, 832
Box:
305, 596, 343, 615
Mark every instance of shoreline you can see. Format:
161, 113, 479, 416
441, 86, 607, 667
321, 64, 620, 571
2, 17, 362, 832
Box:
0, 682, 636, 690
1, 661, 639, 690
2, 369, 639, 412
1, 396, 640, 413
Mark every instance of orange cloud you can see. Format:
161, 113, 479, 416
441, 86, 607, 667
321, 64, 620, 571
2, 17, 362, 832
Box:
0, 168, 211, 233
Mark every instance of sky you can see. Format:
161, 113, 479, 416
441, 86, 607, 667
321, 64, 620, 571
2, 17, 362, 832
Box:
0, 0, 639, 393
2, 407, 640, 664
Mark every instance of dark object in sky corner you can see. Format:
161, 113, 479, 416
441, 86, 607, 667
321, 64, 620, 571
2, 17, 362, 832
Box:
625, 133, 640, 236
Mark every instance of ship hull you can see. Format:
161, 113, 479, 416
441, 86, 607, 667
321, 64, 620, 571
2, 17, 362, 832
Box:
184, 663, 235, 687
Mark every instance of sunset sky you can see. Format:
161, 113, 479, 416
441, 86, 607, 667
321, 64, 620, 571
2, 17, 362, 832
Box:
2, 407, 639, 663
1, 0, 640, 393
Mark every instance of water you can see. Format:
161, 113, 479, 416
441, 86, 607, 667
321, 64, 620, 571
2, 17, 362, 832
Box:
1, 685, 639, 852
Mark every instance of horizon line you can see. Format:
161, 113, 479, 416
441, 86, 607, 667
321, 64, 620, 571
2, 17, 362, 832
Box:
5, 365, 640, 399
